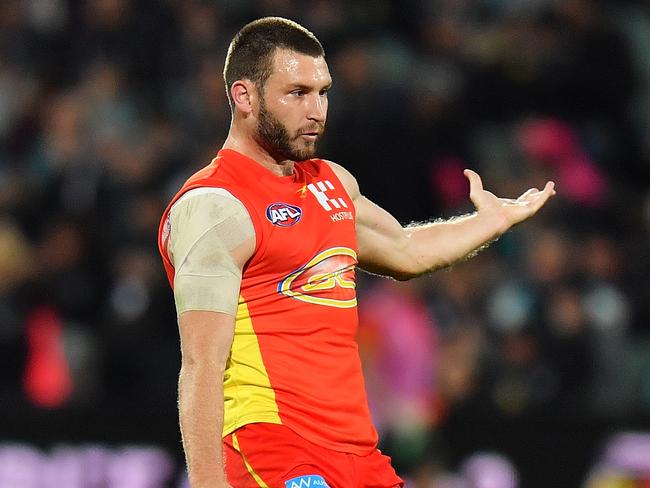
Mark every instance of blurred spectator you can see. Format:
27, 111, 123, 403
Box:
358, 278, 440, 472
461, 452, 519, 488
517, 118, 608, 208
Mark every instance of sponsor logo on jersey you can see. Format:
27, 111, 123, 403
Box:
296, 184, 308, 198
308, 180, 349, 212
266, 202, 303, 227
330, 211, 353, 222
278, 247, 357, 308
285, 474, 330, 488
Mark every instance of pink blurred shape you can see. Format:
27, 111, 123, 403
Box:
518, 119, 608, 207
431, 156, 469, 208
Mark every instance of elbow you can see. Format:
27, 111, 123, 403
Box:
392, 253, 450, 280
390, 261, 423, 281
392, 251, 430, 280
391, 269, 419, 281
180, 355, 227, 376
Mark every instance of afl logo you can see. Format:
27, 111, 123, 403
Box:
266, 202, 302, 227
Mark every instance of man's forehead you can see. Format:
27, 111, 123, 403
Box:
269, 48, 330, 84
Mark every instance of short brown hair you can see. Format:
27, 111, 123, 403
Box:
223, 17, 325, 109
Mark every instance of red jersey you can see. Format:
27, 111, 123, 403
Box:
158, 149, 378, 455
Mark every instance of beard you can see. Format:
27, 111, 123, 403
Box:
255, 98, 324, 162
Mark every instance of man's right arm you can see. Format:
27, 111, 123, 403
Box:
178, 310, 235, 488
168, 190, 255, 487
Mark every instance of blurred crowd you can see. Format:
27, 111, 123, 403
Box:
0, 0, 649, 486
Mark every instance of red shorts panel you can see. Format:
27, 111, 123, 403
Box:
224, 423, 403, 488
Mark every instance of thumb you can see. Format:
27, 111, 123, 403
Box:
464, 169, 484, 196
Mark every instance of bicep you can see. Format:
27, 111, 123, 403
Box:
355, 195, 415, 279
172, 224, 253, 316
168, 191, 255, 316
325, 160, 415, 279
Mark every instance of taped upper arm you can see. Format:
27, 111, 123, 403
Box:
168, 189, 255, 316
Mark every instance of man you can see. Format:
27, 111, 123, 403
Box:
157, 17, 555, 488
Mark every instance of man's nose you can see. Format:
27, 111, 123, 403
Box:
307, 94, 326, 122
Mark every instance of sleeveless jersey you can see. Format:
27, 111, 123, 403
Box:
158, 149, 378, 455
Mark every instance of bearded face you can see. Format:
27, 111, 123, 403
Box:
255, 95, 324, 162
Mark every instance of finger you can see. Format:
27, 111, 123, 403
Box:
518, 188, 540, 201
543, 181, 556, 195
520, 181, 556, 203
529, 182, 556, 212
464, 169, 484, 195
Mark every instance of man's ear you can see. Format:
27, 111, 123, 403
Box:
231, 80, 257, 115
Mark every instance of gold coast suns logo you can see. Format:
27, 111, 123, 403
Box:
277, 247, 357, 308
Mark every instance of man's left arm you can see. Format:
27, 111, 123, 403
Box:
327, 162, 556, 280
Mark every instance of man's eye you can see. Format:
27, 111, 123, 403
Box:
292, 90, 305, 96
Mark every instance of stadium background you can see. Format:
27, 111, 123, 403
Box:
0, 0, 649, 486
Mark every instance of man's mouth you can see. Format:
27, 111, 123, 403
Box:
299, 131, 320, 141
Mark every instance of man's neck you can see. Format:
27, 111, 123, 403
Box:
222, 130, 295, 177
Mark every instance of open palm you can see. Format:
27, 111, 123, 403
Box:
464, 169, 556, 228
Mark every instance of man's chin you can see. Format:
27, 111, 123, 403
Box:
287, 144, 318, 161
296, 150, 317, 161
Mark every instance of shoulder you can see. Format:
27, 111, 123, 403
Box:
321, 160, 360, 200
171, 187, 244, 209
169, 188, 252, 228
167, 187, 255, 264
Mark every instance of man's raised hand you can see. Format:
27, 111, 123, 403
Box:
464, 169, 556, 231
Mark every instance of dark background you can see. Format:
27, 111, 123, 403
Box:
0, 1, 649, 487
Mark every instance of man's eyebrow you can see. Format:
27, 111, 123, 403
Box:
288, 82, 333, 91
